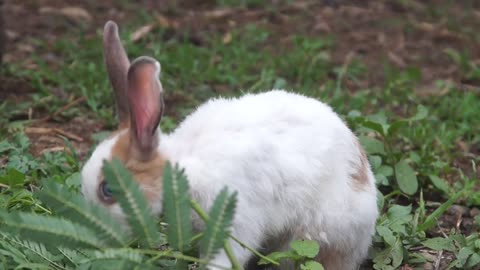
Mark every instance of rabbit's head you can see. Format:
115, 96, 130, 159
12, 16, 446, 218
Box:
81, 21, 165, 217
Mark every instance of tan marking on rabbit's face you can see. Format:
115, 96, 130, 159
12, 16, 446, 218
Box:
350, 139, 370, 191
106, 131, 166, 206
106, 128, 129, 140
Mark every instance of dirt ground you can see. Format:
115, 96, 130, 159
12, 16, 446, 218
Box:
2, 0, 480, 152
0, 1, 479, 268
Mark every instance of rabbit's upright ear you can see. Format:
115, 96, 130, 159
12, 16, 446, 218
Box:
127, 56, 164, 161
103, 21, 130, 129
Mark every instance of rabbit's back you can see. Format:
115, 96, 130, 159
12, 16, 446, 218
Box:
161, 89, 376, 213
160, 90, 378, 269
162, 90, 352, 158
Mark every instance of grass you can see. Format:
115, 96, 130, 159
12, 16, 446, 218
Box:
1, 3, 480, 269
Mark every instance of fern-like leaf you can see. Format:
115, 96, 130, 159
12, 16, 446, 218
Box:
57, 247, 88, 267
163, 162, 192, 252
0, 233, 31, 267
81, 248, 156, 270
36, 181, 128, 246
200, 188, 237, 261
102, 159, 162, 247
0, 209, 104, 250
0, 233, 67, 270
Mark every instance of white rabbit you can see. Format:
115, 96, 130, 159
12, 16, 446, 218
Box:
81, 21, 379, 270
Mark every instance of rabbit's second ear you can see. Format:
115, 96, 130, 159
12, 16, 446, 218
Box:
103, 21, 130, 129
127, 56, 164, 161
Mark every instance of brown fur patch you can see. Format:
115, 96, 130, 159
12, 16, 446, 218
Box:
316, 247, 349, 270
350, 139, 370, 191
108, 131, 166, 204
118, 121, 130, 130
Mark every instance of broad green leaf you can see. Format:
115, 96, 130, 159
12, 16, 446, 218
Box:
377, 165, 394, 177
387, 120, 406, 136
375, 165, 393, 186
385, 204, 412, 234
290, 240, 320, 259
36, 181, 128, 246
258, 250, 300, 265
200, 188, 237, 261
0, 140, 14, 153
466, 252, 480, 268
377, 190, 384, 210
373, 237, 404, 269
102, 159, 162, 248
456, 247, 474, 267
359, 136, 385, 155
361, 120, 387, 136
163, 162, 192, 252
372, 248, 394, 270
367, 112, 388, 125
394, 160, 418, 195
422, 237, 455, 252
409, 105, 428, 122
0, 210, 104, 249
301, 261, 324, 270
65, 172, 82, 189
376, 226, 395, 247
389, 106, 428, 135
428, 175, 450, 194
369, 156, 382, 170
391, 239, 403, 268
0, 168, 25, 187
387, 204, 412, 221
375, 174, 389, 186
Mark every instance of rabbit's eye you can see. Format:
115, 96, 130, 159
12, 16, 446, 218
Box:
98, 180, 115, 204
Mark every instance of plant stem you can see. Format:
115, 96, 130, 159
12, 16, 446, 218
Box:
190, 200, 279, 266
190, 232, 203, 243
190, 200, 244, 269
190, 200, 209, 221
224, 240, 243, 270
383, 190, 402, 200
229, 235, 279, 266
138, 249, 230, 270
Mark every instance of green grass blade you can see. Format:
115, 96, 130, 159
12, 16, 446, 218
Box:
102, 159, 162, 247
0, 210, 104, 249
36, 181, 128, 247
417, 187, 466, 232
163, 162, 192, 252
200, 188, 237, 262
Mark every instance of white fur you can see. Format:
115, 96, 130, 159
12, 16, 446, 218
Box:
82, 90, 378, 269
81, 130, 125, 218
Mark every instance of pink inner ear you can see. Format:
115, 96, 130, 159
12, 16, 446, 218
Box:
127, 62, 162, 148
131, 92, 158, 138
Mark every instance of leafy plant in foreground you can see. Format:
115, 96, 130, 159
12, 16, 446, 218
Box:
0, 160, 239, 269
259, 239, 323, 270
